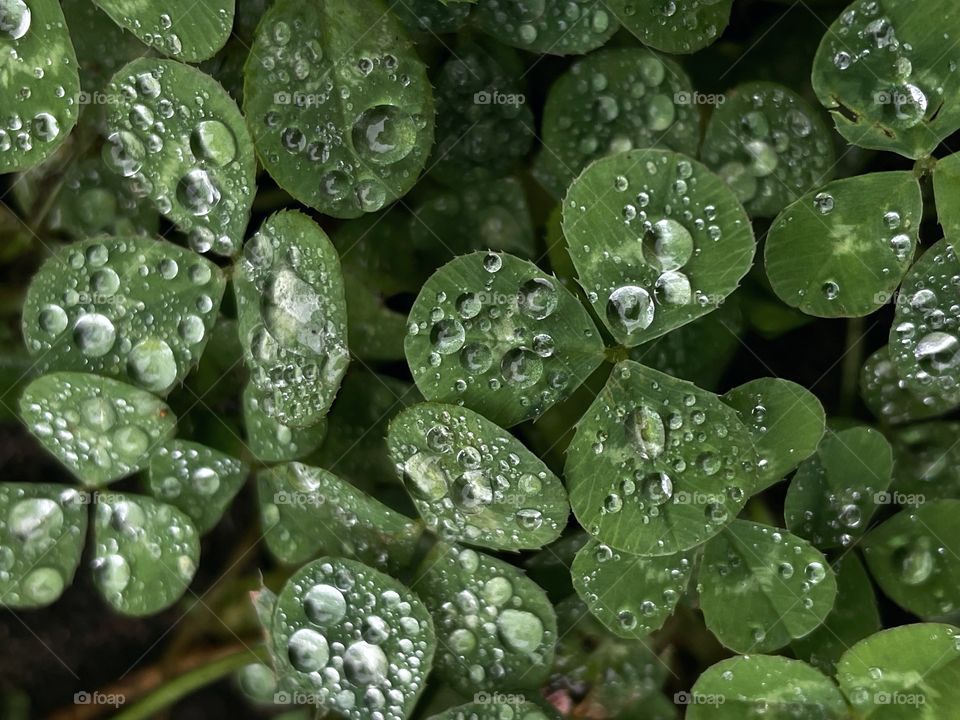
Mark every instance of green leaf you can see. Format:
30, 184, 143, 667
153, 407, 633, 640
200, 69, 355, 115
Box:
412, 542, 557, 692
61, 0, 145, 93
470, 0, 617, 55
91, 492, 200, 616
410, 177, 536, 260
145, 440, 247, 533
784, 427, 893, 549
723, 378, 826, 490
836, 623, 960, 717
701, 81, 835, 218
105, 58, 256, 256
629, 293, 744, 390
566, 361, 759, 556
699, 520, 837, 653
862, 500, 960, 617
242, 384, 327, 464
270, 557, 435, 717
552, 595, 672, 716
0, 483, 87, 609
764, 172, 921, 317
934, 152, 960, 238
93, 0, 234, 62
235, 211, 350, 427
860, 345, 957, 425
812, 0, 960, 158
257, 462, 421, 574
887, 238, 960, 405
317, 372, 420, 486
890, 422, 960, 502
390, 0, 471, 34
571, 539, 693, 639
243, 0, 434, 217
562, 149, 755, 346
20, 372, 177, 487
688, 654, 847, 720
429, 40, 533, 186
535, 49, 700, 198
388, 402, 569, 550
791, 554, 881, 675
607, 0, 733, 54
404, 251, 604, 427
0, 0, 80, 172
427, 701, 554, 720
22, 237, 226, 394
50, 158, 159, 239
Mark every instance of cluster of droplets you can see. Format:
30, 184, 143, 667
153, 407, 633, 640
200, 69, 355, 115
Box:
789, 473, 874, 548
577, 158, 722, 339
257, 9, 427, 213
548, 51, 696, 186
578, 542, 690, 634
104, 66, 247, 255
21, 374, 174, 482
148, 441, 242, 509
585, 365, 753, 549
475, 0, 612, 51
240, 217, 349, 424
243, 388, 325, 461
0, 485, 85, 606
430, 547, 552, 687
890, 242, 960, 399
619, 0, 722, 52
0, 0, 71, 162
705, 85, 831, 213
829, 1, 930, 129
26, 240, 218, 393
408, 254, 582, 417
275, 560, 431, 720
394, 406, 560, 545
91, 495, 198, 611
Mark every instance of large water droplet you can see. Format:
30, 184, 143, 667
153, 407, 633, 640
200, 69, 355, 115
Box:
351, 105, 417, 165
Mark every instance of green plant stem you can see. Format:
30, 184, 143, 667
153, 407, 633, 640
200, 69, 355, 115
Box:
839, 316, 865, 416
112, 645, 267, 720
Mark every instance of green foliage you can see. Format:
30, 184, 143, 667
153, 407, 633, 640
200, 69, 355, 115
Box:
105, 58, 256, 256
8, 1, 960, 716
22, 237, 226, 392
563, 149, 755, 346
764, 172, 921, 317
0, 0, 80, 173
404, 252, 604, 427
388, 402, 568, 550
566, 362, 759, 556
242, 0, 434, 217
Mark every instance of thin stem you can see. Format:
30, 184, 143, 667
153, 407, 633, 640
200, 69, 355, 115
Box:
111, 645, 266, 720
839, 316, 866, 417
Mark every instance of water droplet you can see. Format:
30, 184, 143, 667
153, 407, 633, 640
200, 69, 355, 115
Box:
606, 286, 654, 335
351, 105, 417, 165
